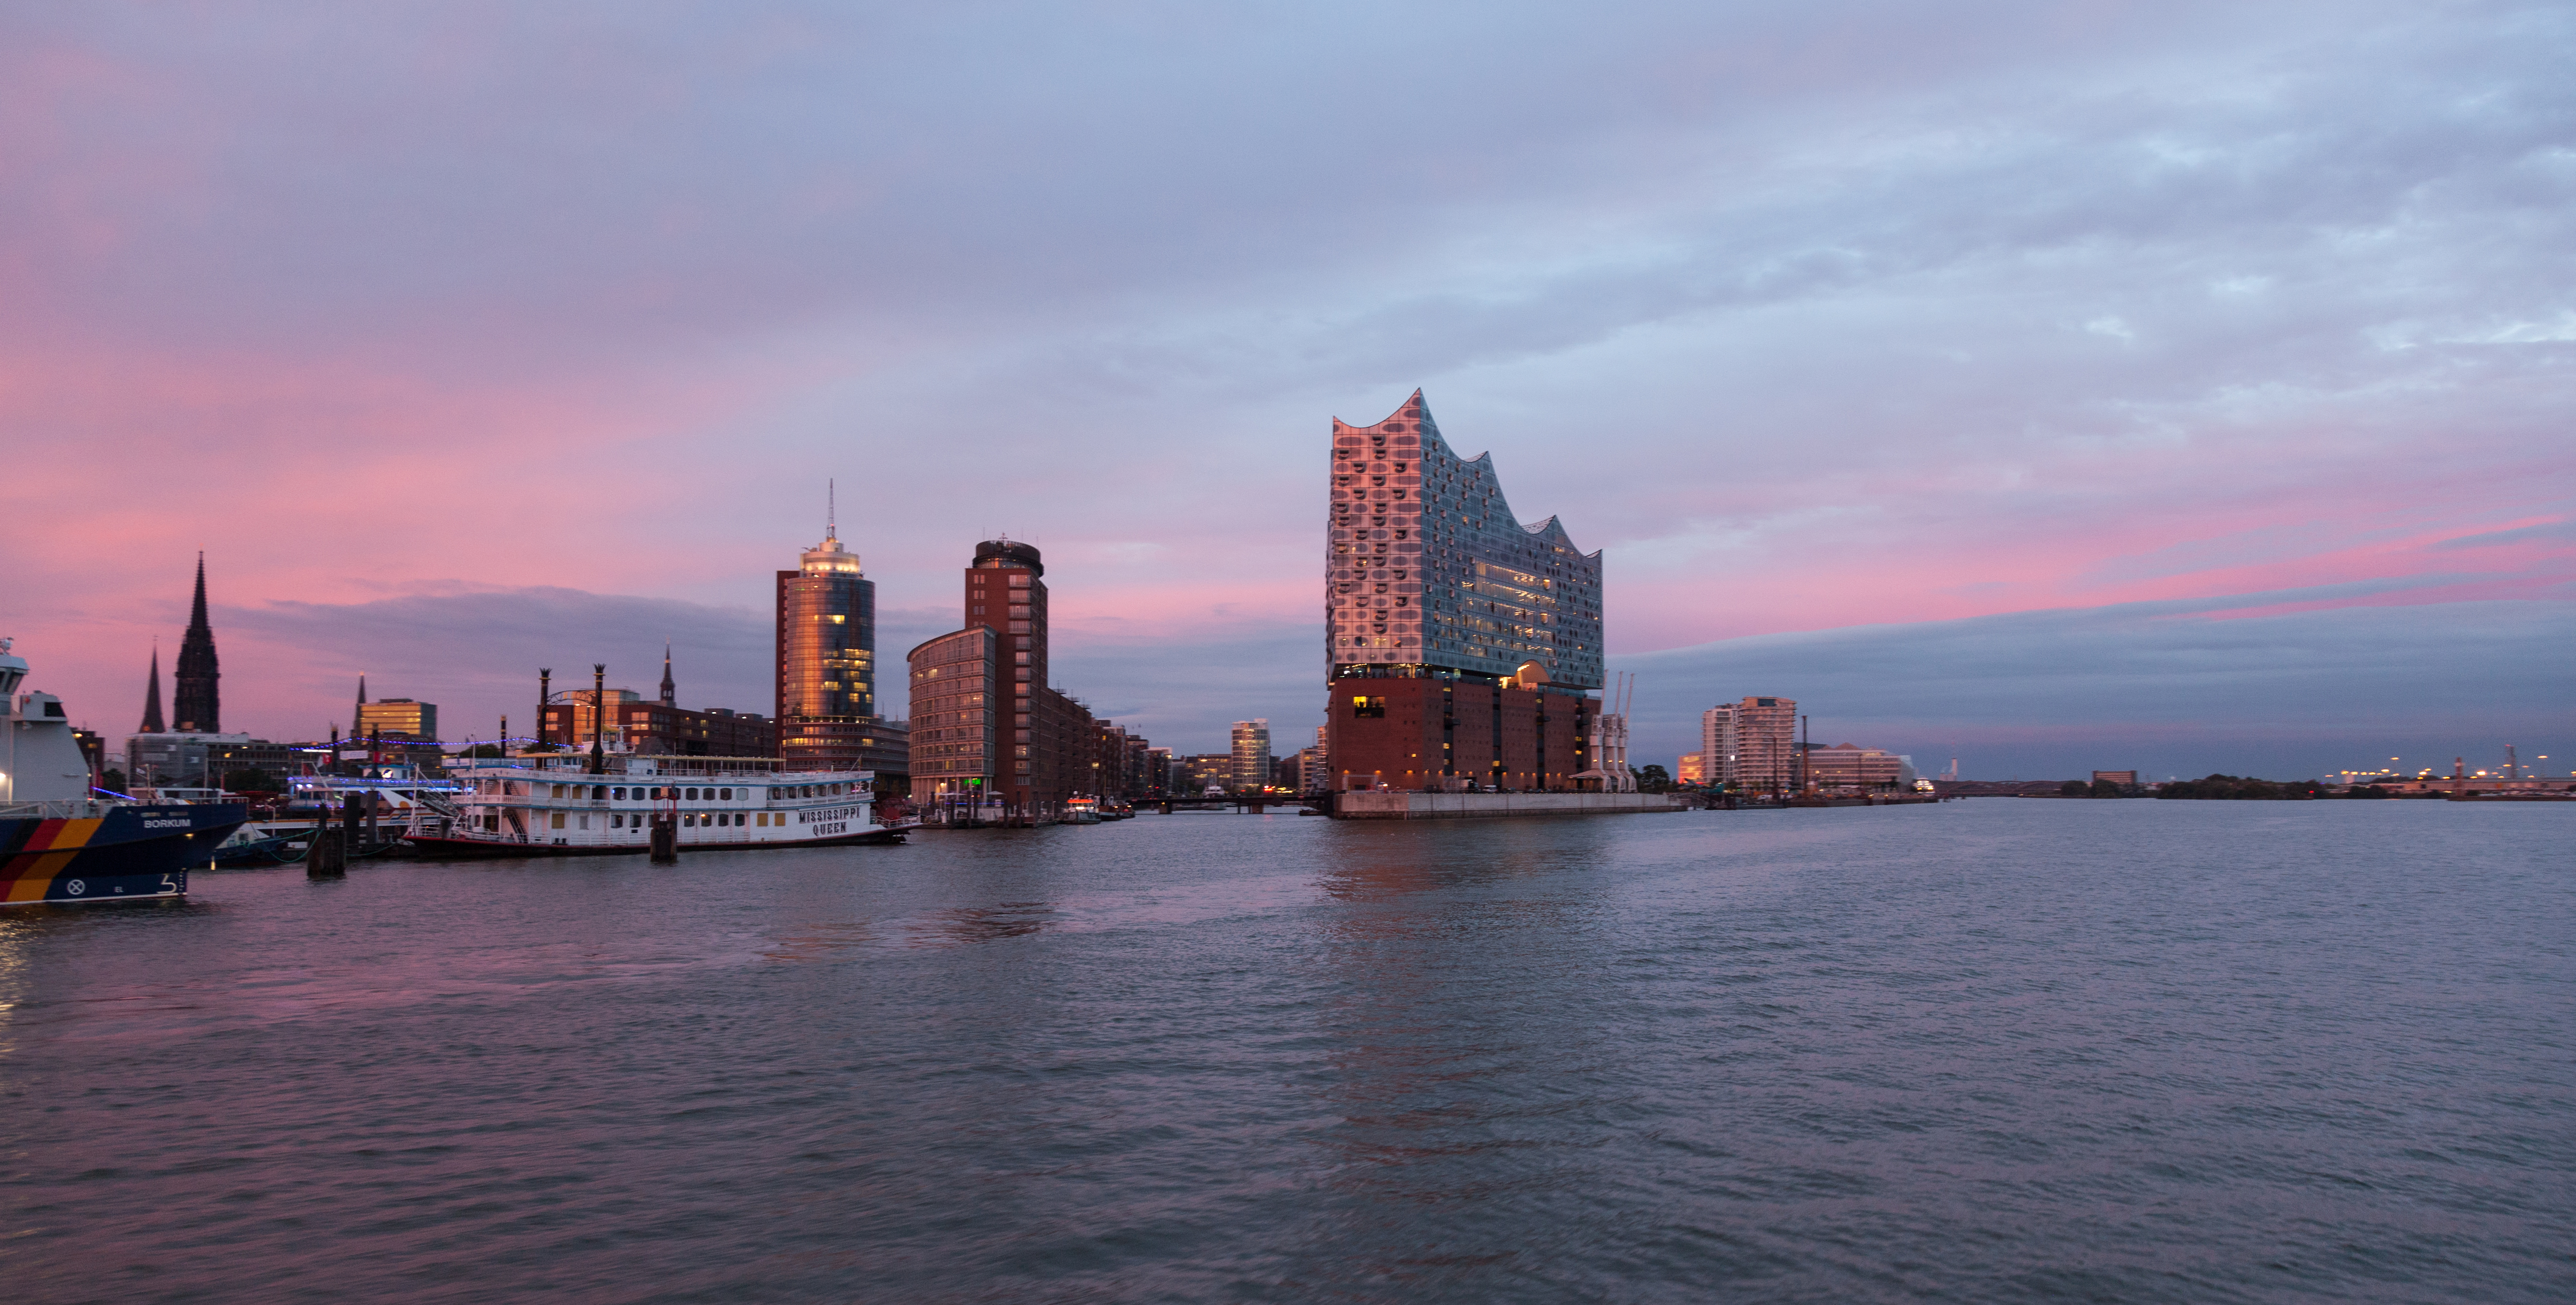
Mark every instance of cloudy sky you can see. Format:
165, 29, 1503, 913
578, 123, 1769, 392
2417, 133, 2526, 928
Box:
5, 0, 2569, 779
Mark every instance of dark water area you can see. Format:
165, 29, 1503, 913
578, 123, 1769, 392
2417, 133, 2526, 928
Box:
5, 802, 2572, 1302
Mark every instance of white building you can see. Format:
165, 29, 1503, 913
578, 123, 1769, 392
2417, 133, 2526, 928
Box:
1230, 719, 1272, 793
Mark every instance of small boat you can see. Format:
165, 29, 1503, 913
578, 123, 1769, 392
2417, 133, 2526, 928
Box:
1062, 796, 1102, 825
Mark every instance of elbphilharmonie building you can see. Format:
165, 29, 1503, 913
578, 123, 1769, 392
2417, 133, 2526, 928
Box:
1325, 391, 1607, 791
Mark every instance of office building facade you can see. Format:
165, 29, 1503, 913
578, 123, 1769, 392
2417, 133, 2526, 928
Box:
544, 687, 778, 758
776, 520, 878, 770
1805, 742, 1902, 790
1325, 392, 1605, 790
358, 698, 439, 742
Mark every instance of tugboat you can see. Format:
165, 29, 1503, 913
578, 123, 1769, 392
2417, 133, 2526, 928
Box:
1, 638, 244, 906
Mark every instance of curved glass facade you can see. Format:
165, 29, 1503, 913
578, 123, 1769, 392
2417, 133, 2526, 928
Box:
775, 527, 876, 772
1325, 391, 1604, 689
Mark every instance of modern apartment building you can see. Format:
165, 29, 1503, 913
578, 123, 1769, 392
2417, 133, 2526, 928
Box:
1700, 703, 1739, 784
907, 626, 999, 800
1325, 391, 1605, 791
1230, 719, 1272, 793
1726, 696, 1798, 792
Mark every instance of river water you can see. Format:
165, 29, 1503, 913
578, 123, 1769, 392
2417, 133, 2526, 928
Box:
4, 801, 2570, 1302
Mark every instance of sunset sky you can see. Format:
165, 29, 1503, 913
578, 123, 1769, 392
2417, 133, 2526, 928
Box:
6, 1, 2570, 779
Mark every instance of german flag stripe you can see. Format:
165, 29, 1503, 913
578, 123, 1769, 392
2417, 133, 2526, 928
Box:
0, 817, 43, 859
4, 820, 103, 904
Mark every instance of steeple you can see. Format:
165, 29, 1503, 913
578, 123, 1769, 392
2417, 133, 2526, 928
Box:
139, 643, 165, 734
353, 674, 367, 735
659, 643, 676, 706
800, 481, 863, 576
173, 552, 221, 732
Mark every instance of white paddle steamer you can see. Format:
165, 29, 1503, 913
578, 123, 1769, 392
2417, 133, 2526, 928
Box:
410, 751, 912, 857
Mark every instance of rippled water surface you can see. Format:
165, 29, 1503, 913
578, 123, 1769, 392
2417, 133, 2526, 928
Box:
6, 801, 2572, 1302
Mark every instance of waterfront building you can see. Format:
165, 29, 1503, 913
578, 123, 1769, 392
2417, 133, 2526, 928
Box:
906, 540, 1104, 818
174, 554, 220, 733
124, 731, 253, 790
1085, 721, 1156, 801
1700, 704, 1739, 784
775, 513, 879, 770
1123, 732, 1154, 800
1325, 391, 1605, 791
545, 656, 779, 759
1145, 746, 1175, 798
213, 738, 308, 783
2092, 770, 2139, 786
1721, 696, 1798, 792
1678, 753, 1706, 784
907, 627, 999, 802
1179, 754, 1233, 795
1294, 726, 1330, 793
1231, 719, 1273, 793
358, 697, 440, 742
1806, 742, 1903, 791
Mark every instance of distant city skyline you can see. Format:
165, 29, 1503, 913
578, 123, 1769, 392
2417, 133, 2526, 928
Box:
7, 3, 2568, 778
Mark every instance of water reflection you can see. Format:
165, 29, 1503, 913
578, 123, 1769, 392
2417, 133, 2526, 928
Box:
1298, 820, 1625, 1280
906, 901, 1054, 949
759, 921, 877, 962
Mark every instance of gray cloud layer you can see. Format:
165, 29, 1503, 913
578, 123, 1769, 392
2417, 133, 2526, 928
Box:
1624, 594, 2576, 780
216, 582, 2570, 781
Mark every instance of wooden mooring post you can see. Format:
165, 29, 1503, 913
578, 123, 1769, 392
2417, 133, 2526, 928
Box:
307, 827, 347, 877
649, 813, 678, 864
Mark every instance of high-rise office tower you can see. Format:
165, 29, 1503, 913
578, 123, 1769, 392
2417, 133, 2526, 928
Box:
173, 554, 220, 733
1325, 391, 1606, 791
775, 511, 877, 770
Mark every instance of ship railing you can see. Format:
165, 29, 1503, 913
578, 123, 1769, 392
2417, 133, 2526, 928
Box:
0, 799, 121, 820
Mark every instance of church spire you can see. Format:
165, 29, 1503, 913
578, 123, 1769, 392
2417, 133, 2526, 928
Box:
173, 552, 221, 732
353, 673, 367, 735
659, 642, 676, 706
140, 643, 165, 734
